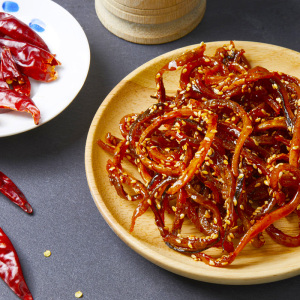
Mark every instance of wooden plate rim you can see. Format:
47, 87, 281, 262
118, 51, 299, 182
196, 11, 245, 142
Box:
85, 41, 300, 285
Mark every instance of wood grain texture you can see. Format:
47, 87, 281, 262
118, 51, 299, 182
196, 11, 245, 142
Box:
115, 0, 184, 10
102, 0, 199, 24
85, 41, 300, 284
107, 0, 198, 16
95, 0, 206, 44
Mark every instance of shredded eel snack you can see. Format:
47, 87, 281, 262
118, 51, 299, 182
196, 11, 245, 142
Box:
98, 41, 300, 267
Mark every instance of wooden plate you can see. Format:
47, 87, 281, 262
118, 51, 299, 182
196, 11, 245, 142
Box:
85, 41, 300, 285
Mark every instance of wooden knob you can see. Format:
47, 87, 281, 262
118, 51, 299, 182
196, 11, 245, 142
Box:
95, 0, 206, 44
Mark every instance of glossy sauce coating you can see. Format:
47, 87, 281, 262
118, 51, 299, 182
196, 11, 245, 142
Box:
98, 42, 300, 267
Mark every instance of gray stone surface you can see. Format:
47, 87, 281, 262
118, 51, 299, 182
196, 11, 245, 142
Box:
0, 0, 300, 298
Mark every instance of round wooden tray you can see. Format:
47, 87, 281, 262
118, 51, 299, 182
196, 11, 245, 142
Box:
85, 41, 300, 284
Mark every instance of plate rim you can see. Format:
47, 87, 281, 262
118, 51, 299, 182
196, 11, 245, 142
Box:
85, 40, 300, 285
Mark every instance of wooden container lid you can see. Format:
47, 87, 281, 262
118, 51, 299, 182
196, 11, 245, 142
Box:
115, 0, 184, 10
108, 0, 196, 16
95, 0, 206, 44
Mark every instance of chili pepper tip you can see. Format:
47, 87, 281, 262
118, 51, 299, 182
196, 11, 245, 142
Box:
24, 203, 33, 214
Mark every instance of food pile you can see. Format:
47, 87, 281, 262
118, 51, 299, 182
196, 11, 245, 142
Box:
98, 41, 300, 267
0, 12, 60, 124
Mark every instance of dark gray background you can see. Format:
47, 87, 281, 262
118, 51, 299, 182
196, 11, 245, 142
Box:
0, 0, 300, 299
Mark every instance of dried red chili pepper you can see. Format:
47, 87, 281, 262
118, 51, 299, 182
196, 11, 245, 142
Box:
0, 38, 60, 82
0, 171, 32, 213
0, 47, 31, 96
11, 75, 31, 97
0, 87, 40, 124
0, 227, 33, 299
0, 12, 50, 52
0, 70, 9, 89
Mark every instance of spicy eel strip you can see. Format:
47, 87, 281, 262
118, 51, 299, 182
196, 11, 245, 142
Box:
98, 41, 300, 267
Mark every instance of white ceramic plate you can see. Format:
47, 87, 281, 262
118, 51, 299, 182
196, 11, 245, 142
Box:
0, 0, 90, 137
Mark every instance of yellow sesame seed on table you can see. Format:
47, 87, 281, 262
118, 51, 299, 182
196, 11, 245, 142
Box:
75, 291, 83, 298
43, 250, 51, 257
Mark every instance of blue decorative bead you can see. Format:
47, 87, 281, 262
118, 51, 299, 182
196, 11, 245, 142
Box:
29, 19, 46, 32
2, 1, 19, 12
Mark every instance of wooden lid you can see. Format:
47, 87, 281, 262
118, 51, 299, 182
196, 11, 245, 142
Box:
115, 0, 185, 10
108, 0, 195, 16
102, 0, 200, 24
95, 0, 206, 44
